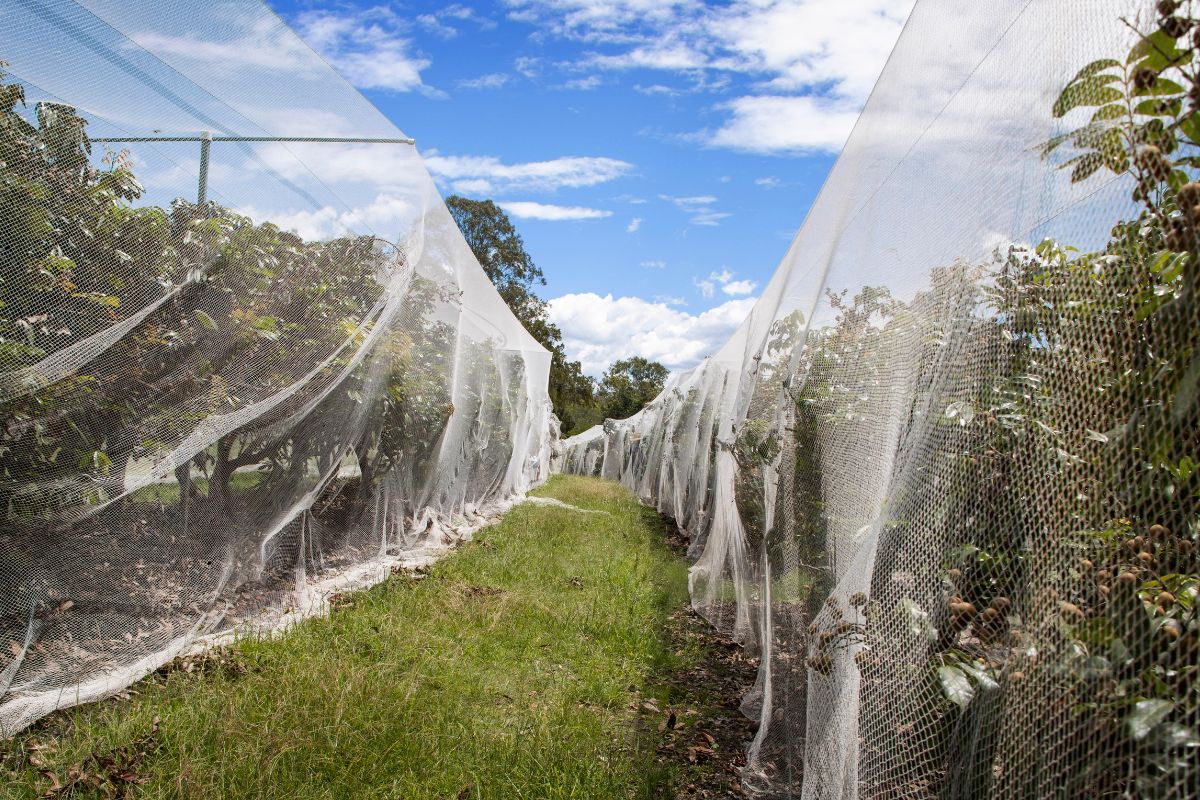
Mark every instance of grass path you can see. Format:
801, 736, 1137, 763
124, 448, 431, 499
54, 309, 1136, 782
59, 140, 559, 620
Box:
1, 476, 729, 799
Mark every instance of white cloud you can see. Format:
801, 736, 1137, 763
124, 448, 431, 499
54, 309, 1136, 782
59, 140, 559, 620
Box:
293, 9, 437, 94
499, 201, 613, 220
423, 154, 633, 194
660, 194, 730, 225
695, 268, 753, 297
690, 209, 732, 226
755, 175, 781, 187
709, 94, 861, 154
634, 84, 680, 96
722, 278, 757, 295
585, 43, 709, 71
504, 0, 915, 153
562, 75, 605, 90
660, 194, 717, 207
129, 18, 313, 74
459, 72, 510, 89
548, 291, 757, 376
627, 218, 643, 232
417, 13, 459, 38
641, 259, 666, 269
237, 192, 417, 242
655, 295, 687, 306
515, 56, 543, 77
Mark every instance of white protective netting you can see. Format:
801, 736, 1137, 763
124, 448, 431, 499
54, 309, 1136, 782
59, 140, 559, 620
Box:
1, 0, 554, 734
557, 1, 1199, 797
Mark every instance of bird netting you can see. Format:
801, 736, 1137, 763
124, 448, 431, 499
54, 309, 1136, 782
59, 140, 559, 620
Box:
557, 1, 1199, 797
0, 0, 554, 734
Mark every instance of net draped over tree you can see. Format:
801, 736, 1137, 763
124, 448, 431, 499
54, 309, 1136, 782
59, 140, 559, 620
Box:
557, 1, 1199, 797
0, 0, 554, 734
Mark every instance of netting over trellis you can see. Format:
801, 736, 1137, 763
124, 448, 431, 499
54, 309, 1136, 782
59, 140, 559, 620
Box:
557, 1, 1199, 797
0, 0, 554, 734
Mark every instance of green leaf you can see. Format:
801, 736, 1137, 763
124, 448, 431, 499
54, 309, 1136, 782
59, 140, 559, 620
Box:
1069, 58, 1121, 83
1090, 104, 1126, 122
937, 665, 975, 709
1134, 77, 1186, 97
193, 309, 218, 331
960, 664, 999, 691
902, 598, 937, 643
1173, 349, 1200, 423
1180, 113, 1200, 147
1053, 76, 1124, 117
1127, 699, 1173, 740
1040, 130, 1074, 158
1132, 29, 1192, 71
1134, 97, 1181, 117
1067, 152, 1104, 183
79, 450, 113, 474
1072, 125, 1122, 154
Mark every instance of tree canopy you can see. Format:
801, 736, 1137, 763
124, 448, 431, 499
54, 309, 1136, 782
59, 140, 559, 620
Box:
595, 357, 670, 421
445, 196, 670, 434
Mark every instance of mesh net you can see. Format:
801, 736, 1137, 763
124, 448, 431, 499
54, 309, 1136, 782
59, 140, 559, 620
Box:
557, 1, 1200, 796
1, 0, 553, 734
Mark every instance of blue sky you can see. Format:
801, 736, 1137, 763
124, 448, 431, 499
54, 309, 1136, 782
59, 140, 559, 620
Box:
264, 0, 915, 375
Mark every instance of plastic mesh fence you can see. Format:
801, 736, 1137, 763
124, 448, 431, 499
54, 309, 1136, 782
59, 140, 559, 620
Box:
0, 0, 553, 734
557, 1, 1199, 797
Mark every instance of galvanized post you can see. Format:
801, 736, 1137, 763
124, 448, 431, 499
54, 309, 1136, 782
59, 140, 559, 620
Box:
197, 131, 211, 204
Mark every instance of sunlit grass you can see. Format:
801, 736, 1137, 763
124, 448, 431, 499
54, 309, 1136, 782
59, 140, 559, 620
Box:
2, 475, 695, 799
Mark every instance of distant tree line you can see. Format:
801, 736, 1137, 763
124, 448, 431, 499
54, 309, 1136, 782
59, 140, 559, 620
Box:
445, 196, 668, 435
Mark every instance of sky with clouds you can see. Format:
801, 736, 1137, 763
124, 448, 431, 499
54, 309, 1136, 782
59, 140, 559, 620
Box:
265, 0, 916, 376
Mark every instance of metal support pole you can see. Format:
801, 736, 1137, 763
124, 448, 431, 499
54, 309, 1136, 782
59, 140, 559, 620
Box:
197, 131, 211, 205
91, 133, 416, 205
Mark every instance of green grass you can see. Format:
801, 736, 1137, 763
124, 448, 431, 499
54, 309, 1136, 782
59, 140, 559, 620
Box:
2, 476, 696, 799
127, 471, 262, 505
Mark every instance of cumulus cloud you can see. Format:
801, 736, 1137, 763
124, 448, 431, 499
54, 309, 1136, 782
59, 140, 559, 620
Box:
755, 175, 781, 187
562, 75, 605, 90
423, 153, 633, 194
627, 217, 643, 232
498, 201, 612, 220
709, 94, 861, 154
503, 0, 915, 153
660, 194, 731, 226
548, 292, 757, 375
515, 56, 543, 77
294, 9, 437, 94
237, 192, 417, 242
459, 73, 510, 89
129, 17, 314, 75
722, 278, 757, 295
695, 269, 754, 297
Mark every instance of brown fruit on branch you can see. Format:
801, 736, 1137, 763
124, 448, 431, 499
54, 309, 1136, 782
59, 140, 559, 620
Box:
1162, 15, 1192, 38
1118, 571, 1138, 586
1060, 601, 1085, 621
1157, 0, 1180, 17
1134, 67, 1160, 91
1148, 523, 1171, 540
950, 601, 977, 618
